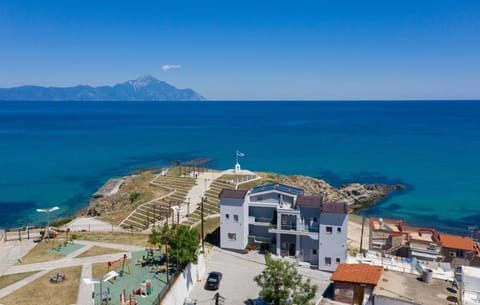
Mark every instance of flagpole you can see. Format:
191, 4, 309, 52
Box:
236, 150, 238, 165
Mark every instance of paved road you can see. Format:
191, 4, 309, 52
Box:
188, 247, 331, 305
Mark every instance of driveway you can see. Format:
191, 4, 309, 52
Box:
188, 248, 331, 305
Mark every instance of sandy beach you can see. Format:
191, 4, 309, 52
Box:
347, 214, 370, 253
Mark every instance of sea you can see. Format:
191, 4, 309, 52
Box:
1, 100, 479, 236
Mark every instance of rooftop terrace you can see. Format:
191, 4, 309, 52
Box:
250, 184, 304, 195
373, 270, 458, 305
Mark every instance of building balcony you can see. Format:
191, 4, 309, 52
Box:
268, 224, 319, 240
248, 216, 274, 226
249, 235, 274, 244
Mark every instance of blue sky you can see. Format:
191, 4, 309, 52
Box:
1, 0, 479, 100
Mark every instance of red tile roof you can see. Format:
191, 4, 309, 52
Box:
330, 263, 383, 285
439, 234, 475, 251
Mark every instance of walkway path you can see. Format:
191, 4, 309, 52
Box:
178, 171, 223, 223
175, 169, 260, 226
77, 263, 93, 305
0, 239, 144, 300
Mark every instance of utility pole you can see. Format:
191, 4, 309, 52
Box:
359, 216, 365, 255
201, 196, 205, 253
165, 232, 169, 282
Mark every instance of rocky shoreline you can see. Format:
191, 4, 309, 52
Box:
253, 173, 403, 212
84, 170, 403, 219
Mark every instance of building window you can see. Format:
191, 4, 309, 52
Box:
449, 251, 456, 257
456, 249, 465, 258
336, 258, 341, 264
337, 227, 342, 233
227, 233, 236, 241
225, 214, 229, 220
312, 249, 317, 255
313, 217, 317, 223
325, 257, 331, 265
326, 226, 333, 234
233, 214, 239, 222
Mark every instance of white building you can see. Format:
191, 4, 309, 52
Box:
219, 184, 348, 272
458, 266, 480, 305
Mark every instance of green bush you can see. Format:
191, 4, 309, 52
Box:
129, 192, 142, 204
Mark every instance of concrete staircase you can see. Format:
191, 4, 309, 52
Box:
120, 175, 196, 231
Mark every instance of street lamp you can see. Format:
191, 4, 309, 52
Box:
36, 206, 60, 242
171, 205, 180, 225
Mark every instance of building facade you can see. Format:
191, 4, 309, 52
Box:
369, 217, 480, 267
219, 184, 348, 272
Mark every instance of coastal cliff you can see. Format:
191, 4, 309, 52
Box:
85, 170, 402, 222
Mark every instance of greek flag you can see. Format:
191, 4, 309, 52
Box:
236, 150, 245, 157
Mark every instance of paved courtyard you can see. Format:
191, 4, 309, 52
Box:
188, 248, 331, 305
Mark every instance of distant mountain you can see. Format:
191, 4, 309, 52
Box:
0, 75, 205, 101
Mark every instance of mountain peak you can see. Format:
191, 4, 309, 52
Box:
128, 75, 159, 89
0, 76, 205, 101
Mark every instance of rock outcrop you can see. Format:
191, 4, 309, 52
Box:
258, 174, 402, 211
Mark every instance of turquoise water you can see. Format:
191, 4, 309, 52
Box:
1, 101, 479, 235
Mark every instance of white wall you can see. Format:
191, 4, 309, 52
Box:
373, 295, 417, 305
318, 213, 347, 272
220, 197, 248, 250
162, 253, 206, 305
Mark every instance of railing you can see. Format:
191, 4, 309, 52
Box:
251, 235, 274, 243
254, 217, 273, 223
269, 224, 319, 233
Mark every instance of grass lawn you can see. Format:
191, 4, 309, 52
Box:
75, 246, 125, 258
0, 266, 81, 305
97, 209, 135, 226
71, 232, 149, 247
17, 241, 64, 265
0, 271, 39, 289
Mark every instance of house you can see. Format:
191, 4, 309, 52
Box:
368, 217, 480, 265
404, 226, 442, 261
330, 263, 383, 305
368, 217, 443, 260
368, 217, 406, 253
440, 234, 477, 266
372, 268, 459, 305
219, 184, 348, 272
457, 265, 480, 305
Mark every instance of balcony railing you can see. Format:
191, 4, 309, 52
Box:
249, 216, 274, 225
269, 224, 319, 233
255, 217, 273, 223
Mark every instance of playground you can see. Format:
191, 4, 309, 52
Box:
92, 249, 176, 305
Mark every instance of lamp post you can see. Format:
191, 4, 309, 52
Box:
186, 197, 190, 218
36, 206, 60, 242
171, 205, 180, 225
201, 196, 206, 254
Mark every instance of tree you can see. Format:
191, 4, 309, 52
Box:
149, 224, 200, 269
254, 255, 317, 305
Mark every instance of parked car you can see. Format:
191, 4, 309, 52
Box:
204, 271, 223, 290
253, 298, 273, 305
